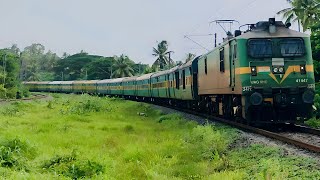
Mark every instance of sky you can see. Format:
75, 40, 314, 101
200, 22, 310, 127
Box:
0, 0, 292, 65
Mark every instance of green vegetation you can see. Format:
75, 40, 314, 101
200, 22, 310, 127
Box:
111, 54, 135, 78
152, 40, 175, 70
0, 94, 318, 179
279, 0, 320, 79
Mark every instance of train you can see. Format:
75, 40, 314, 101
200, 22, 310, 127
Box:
24, 18, 315, 125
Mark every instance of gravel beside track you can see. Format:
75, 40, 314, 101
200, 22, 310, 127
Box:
280, 132, 320, 149
151, 104, 320, 162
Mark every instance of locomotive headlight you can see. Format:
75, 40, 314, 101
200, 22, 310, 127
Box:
273, 67, 278, 73
273, 66, 285, 74
278, 67, 284, 73
251, 66, 257, 76
300, 65, 306, 74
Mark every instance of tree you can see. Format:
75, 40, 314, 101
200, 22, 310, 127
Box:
143, 65, 157, 74
0, 50, 20, 98
112, 54, 135, 78
53, 53, 102, 80
85, 57, 115, 80
185, 53, 196, 63
152, 41, 174, 70
277, 0, 320, 31
311, 24, 320, 81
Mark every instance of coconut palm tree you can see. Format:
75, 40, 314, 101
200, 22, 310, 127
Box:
112, 54, 135, 78
152, 41, 174, 70
185, 53, 196, 63
277, 0, 320, 31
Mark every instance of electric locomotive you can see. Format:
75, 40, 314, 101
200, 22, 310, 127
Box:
197, 18, 315, 124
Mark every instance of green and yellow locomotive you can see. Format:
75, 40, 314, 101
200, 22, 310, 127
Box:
197, 18, 315, 123
25, 18, 315, 125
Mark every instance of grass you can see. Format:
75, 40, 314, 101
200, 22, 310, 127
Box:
0, 94, 318, 179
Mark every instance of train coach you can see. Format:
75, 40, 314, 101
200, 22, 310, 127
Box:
24, 18, 315, 125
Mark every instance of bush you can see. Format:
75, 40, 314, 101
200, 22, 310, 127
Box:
0, 84, 7, 99
305, 117, 320, 128
42, 152, 104, 179
59, 95, 107, 115
0, 138, 37, 171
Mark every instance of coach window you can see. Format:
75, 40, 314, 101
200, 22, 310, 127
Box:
220, 48, 225, 72
182, 70, 186, 89
175, 72, 179, 89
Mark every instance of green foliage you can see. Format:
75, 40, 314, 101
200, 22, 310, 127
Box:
305, 117, 320, 128
59, 94, 107, 115
152, 40, 174, 70
21, 44, 60, 81
54, 53, 104, 80
112, 54, 135, 78
277, 0, 320, 31
0, 138, 36, 171
42, 151, 104, 179
228, 144, 320, 179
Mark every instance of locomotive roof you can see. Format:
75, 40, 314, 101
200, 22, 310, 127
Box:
236, 26, 308, 39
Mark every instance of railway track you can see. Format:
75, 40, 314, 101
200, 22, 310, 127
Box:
159, 104, 320, 154
0, 93, 48, 103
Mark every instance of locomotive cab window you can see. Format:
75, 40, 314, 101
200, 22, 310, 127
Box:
220, 48, 225, 72
248, 39, 272, 58
280, 38, 305, 57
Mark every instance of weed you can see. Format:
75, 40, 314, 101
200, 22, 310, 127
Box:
100, 126, 109, 131
2, 106, 20, 117
305, 117, 320, 128
46, 100, 54, 109
123, 125, 134, 133
42, 151, 104, 179
0, 138, 37, 171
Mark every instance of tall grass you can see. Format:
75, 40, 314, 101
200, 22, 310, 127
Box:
0, 94, 318, 179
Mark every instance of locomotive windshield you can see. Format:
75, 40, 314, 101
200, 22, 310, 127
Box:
280, 38, 305, 57
248, 39, 272, 58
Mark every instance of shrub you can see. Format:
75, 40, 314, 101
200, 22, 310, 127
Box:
42, 152, 104, 179
60, 95, 106, 115
123, 125, 134, 133
305, 117, 320, 128
2, 106, 20, 117
0, 138, 37, 171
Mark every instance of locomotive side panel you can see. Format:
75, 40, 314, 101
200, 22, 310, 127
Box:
198, 42, 235, 95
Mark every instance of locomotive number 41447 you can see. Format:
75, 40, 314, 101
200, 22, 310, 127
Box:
296, 79, 308, 83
